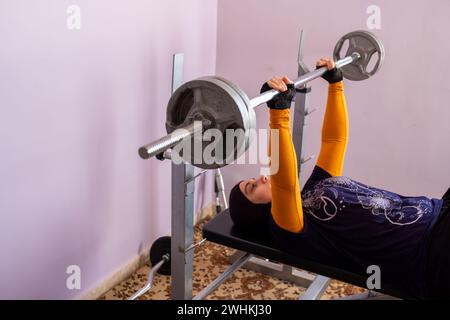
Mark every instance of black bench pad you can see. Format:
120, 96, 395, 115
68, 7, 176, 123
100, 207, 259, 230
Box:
203, 210, 412, 299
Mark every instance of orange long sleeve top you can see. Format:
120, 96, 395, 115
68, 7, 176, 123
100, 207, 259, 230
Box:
269, 81, 348, 233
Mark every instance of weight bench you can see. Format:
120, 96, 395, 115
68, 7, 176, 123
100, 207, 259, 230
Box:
200, 209, 411, 300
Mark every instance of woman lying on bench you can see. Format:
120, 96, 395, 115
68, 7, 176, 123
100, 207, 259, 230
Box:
228, 58, 450, 299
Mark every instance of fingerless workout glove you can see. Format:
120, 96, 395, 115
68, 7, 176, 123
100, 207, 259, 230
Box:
318, 67, 343, 84
259, 83, 296, 109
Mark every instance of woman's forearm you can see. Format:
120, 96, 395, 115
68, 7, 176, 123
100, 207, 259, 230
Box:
269, 109, 304, 233
316, 81, 349, 177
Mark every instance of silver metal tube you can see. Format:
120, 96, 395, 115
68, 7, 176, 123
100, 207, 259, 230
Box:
215, 169, 228, 210
249, 53, 359, 109
127, 256, 168, 300
138, 123, 199, 159
298, 275, 331, 300
170, 52, 196, 300
334, 290, 399, 300
185, 169, 208, 184
171, 159, 195, 299
193, 253, 252, 300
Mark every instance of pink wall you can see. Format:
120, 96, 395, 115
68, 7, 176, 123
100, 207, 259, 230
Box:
0, 0, 217, 299
217, 0, 450, 199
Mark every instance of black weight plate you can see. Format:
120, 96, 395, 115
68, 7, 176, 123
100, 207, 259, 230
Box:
166, 77, 253, 169
333, 30, 385, 81
149, 236, 171, 276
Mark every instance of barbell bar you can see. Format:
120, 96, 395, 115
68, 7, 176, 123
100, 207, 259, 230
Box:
139, 30, 384, 168
139, 54, 358, 160
138, 122, 201, 159
249, 54, 358, 108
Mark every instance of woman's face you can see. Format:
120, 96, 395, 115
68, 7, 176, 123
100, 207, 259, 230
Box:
239, 175, 272, 204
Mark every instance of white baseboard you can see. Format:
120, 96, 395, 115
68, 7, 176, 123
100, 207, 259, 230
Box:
78, 247, 150, 300
78, 203, 216, 300
194, 202, 217, 226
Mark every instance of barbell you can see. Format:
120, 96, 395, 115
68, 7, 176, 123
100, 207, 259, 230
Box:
139, 30, 385, 169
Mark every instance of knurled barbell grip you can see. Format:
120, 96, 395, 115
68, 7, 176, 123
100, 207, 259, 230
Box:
138, 122, 201, 159
249, 53, 360, 109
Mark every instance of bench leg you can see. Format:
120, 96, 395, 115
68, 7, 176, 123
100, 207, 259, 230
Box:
229, 250, 315, 288
193, 253, 252, 300
298, 275, 331, 300
334, 290, 400, 300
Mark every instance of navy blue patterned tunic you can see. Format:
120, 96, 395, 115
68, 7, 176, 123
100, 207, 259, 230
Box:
270, 165, 444, 298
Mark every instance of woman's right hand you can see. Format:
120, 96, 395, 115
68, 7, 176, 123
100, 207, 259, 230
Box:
316, 58, 343, 84
316, 58, 336, 70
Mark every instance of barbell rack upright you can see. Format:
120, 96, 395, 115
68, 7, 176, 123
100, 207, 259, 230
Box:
169, 53, 195, 300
